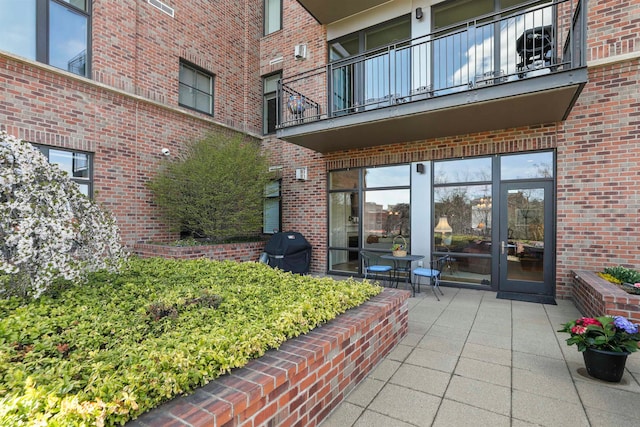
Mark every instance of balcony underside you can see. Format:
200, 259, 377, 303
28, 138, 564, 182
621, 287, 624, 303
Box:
297, 0, 389, 24
277, 68, 587, 154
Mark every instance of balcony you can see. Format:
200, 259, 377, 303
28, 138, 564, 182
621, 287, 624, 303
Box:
277, 0, 587, 154
297, 0, 390, 25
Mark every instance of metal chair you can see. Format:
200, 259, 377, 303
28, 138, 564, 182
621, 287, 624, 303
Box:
361, 251, 393, 287
411, 255, 450, 299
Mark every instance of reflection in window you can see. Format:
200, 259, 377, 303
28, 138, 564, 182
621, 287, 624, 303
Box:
262, 73, 280, 134
329, 169, 359, 190
37, 145, 92, 197
264, 0, 281, 35
364, 165, 410, 188
49, 1, 87, 75
0, 0, 90, 77
179, 61, 214, 115
328, 165, 411, 275
0, 0, 36, 59
363, 189, 410, 249
263, 180, 280, 234
433, 156, 493, 286
434, 157, 491, 184
501, 151, 553, 180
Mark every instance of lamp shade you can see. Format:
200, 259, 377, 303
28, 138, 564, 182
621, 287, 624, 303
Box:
434, 216, 452, 233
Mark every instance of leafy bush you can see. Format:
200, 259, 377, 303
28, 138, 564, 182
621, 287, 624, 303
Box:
0, 130, 127, 298
0, 258, 381, 426
602, 266, 640, 284
147, 133, 272, 242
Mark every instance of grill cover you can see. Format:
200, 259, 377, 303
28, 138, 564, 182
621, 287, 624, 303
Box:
264, 231, 312, 274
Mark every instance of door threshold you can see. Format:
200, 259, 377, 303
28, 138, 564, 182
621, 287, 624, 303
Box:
496, 291, 556, 305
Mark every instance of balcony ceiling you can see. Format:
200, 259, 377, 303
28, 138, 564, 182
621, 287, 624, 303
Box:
297, 0, 391, 24
277, 69, 587, 154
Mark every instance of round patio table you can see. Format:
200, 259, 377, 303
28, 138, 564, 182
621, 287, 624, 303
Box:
380, 253, 425, 295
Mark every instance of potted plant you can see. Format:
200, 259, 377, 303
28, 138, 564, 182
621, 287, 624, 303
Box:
558, 315, 640, 382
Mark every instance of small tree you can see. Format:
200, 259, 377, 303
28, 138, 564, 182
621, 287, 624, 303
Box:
147, 132, 271, 242
0, 130, 127, 298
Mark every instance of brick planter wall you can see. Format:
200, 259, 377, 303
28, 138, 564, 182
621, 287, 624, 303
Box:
127, 288, 409, 427
571, 270, 640, 322
133, 241, 267, 263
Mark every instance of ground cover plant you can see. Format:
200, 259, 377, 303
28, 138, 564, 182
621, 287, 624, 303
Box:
0, 258, 382, 426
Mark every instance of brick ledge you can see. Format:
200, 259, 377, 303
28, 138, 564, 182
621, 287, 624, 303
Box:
127, 288, 410, 426
571, 270, 640, 322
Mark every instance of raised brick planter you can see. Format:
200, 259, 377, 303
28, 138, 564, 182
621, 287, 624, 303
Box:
127, 288, 409, 427
133, 241, 266, 263
571, 270, 640, 322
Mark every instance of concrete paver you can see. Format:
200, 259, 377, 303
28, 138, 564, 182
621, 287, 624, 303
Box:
321, 287, 640, 427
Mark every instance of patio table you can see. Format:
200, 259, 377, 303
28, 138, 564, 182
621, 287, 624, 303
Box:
380, 253, 425, 294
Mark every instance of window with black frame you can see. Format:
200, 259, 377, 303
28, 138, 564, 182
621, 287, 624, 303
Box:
328, 165, 410, 275
36, 145, 93, 197
0, 0, 90, 77
263, 180, 281, 234
262, 73, 281, 134
179, 60, 214, 115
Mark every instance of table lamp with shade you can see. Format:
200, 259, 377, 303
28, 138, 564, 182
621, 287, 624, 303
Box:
434, 216, 453, 246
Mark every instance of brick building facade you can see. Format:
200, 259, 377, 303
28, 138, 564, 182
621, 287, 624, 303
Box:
0, 0, 638, 302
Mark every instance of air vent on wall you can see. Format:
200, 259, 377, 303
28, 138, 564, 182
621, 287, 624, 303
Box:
148, 0, 174, 17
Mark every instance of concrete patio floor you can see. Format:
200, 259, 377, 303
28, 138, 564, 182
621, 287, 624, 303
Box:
320, 286, 640, 427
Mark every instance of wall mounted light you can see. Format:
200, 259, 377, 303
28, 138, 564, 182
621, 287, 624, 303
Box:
416, 163, 425, 174
415, 7, 423, 20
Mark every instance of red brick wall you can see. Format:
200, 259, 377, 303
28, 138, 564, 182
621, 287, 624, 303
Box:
91, 0, 263, 133
0, 0, 264, 247
129, 288, 410, 427
572, 270, 640, 323
134, 241, 267, 263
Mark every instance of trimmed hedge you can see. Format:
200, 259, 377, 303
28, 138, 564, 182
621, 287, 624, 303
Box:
0, 258, 381, 426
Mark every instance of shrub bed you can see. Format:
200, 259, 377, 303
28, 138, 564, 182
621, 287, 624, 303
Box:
0, 258, 381, 426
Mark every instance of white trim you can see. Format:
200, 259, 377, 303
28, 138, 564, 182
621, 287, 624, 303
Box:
587, 51, 640, 68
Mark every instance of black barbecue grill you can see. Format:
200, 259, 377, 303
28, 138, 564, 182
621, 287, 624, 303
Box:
263, 231, 312, 274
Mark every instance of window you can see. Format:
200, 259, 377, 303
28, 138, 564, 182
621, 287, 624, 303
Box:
328, 16, 411, 114
328, 165, 411, 274
264, 0, 282, 35
179, 61, 214, 115
0, 0, 90, 77
263, 73, 280, 134
36, 145, 93, 197
263, 180, 281, 234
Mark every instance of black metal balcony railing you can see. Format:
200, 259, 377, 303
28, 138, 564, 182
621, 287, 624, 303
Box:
277, 0, 586, 130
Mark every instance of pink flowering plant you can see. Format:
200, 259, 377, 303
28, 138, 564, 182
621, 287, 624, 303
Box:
558, 315, 640, 353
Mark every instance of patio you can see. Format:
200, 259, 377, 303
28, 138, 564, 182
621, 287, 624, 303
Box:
321, 287, 640, 426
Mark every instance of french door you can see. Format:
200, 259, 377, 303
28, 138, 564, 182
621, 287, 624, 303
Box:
497, 180, 555, 302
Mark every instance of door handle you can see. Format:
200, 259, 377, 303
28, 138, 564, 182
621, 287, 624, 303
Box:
501, 241, 505, 255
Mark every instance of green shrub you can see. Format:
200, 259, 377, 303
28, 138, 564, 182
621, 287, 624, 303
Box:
0, 258, 381, 426
602, 266, 640, 284
146, 132, 272, 242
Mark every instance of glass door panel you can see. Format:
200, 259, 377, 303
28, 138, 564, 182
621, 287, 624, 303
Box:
499, 181, 554, 298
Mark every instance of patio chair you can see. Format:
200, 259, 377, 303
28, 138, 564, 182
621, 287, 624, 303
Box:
361, 251, 393, 287
411, 255, 450, 299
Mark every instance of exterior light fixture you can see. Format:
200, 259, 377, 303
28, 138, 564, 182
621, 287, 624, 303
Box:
415, 7, 423, 20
